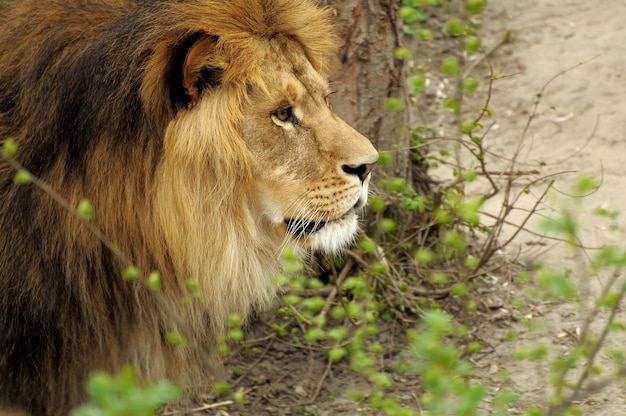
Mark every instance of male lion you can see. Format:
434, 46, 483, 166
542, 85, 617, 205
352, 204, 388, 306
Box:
0, 0, 378, 414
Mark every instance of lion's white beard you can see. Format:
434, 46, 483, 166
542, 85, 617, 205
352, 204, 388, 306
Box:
286, 180, 369, 254
298, 177, 369, 253
306, 211, 360, 253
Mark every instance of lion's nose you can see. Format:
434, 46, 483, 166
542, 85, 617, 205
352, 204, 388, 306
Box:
342, 162, 376, 182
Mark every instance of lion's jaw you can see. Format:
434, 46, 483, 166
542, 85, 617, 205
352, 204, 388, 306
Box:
254, 171, 371, 254
279, 173, 372, 253
298, 187, 367, 254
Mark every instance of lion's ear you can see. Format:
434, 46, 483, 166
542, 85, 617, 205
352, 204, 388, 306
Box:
165, 32, 225, 112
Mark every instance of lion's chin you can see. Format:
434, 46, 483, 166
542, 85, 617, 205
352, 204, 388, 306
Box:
285, 210, 360, 254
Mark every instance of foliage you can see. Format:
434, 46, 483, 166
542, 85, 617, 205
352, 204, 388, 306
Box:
70, 366, 180, 416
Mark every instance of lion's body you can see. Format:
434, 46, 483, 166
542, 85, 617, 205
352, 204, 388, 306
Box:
0, 0, 377, 414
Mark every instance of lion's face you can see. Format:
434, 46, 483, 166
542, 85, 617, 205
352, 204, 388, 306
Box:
240, 37, 378, 253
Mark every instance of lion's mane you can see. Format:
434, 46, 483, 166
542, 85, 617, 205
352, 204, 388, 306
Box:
0, 0, 335, 414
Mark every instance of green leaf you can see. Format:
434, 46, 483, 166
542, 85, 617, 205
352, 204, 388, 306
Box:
2, 138, 17, 159
307, 278, 324, 290
574, 175, 599, 195
464, 36, 482, 53
384, 97, 405, 112
433, 207, 452, 224
213, 381, 230, 395
13, 169, 33, 185
282, 247, 303, 273
393, 47, 413, 60
388, 177, 407, 193
594, 206, 619, 219
282, 293, 300, 306
359, 237, 376, 254
84, 371, 113, 400
380, 218, 397, 233
536, 269, 576, 300
350, 350, 375, 372
429, 271, 449, 285
368, 372, 393, 388
399, 196, 425, 212
371, 262, 389, 275
305, 327, 325, 342
461, 169, 477, 182
232, 390, 246, 403
76, 198, 94, 220
444, 18, 465, 37
539, 212, 579, 240
414, 248, 435, 265
458, 384, 487, 414
330, 305, 346, 320
146, 271, 162, 291
461, 121, 476, 134
122, 266, 140, 281
343, 276, 367, 293
462, 77, 479, 93
346, 301, 362, 320
417, 29, 434, 41
456, 196, 484, 226
369, 342, 385, 354
399, 5, 420, 23
302, 296, 325, 313
442, 230, 466, 252
185, 279, 202, 299
450, 283, 468, 296
368, 196, 386, 212
408, 75, 426, 95
377, 150, 393, 167
443, 98, 460, 114
327, 327, 348, 342
421, 310, 453, 334
228, 313, 243, 328
596, 291, 620, 308
441, 57, 461, 75
466, 0, 486, 14
328, 346, 348, 363
228, 328, 244, 342
166, 331, 187, 347
464, 255, 479, 270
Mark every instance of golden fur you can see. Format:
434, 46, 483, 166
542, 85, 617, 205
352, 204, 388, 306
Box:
0, 0, 377, 414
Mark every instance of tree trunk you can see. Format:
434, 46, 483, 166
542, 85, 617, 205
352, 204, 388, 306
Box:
324, 0, 411, 182
324, 0, 436, 251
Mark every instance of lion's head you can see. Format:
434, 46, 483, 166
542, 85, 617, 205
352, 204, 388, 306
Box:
0, 0, 376, 414
150, 3, 378, 260
242, 36, 378, 253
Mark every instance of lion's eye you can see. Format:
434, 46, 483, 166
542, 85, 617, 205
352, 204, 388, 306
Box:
272, 107, 297, 124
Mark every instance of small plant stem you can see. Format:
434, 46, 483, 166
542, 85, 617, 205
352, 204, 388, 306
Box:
309, 358, 333, 403
549, 272, 626, 415
2, 156, 135, 269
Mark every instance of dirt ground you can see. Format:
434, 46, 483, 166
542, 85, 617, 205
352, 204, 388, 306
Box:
169, 1, 626, 415
468, 0, 626, 414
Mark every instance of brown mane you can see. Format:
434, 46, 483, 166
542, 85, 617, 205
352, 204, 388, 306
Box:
0, 1, 335, 414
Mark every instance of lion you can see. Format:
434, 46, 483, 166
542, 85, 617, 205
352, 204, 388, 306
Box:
0, 0, 378, 414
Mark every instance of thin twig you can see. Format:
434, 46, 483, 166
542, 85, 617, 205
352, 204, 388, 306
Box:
309, 359, 333, 403
162, 400, 235, 415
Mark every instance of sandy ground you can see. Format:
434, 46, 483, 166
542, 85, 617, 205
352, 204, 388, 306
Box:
481, 0, 626, 251
469, 0, 626, 414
